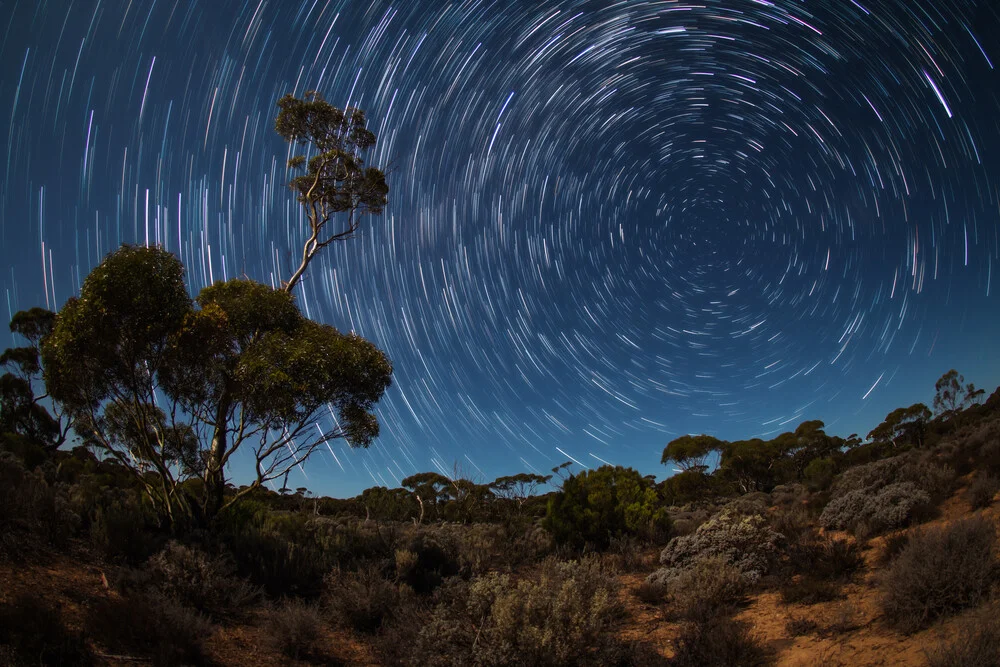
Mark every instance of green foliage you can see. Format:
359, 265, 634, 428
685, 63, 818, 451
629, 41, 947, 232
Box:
880, 515, 998, 633
274, 91, 389, 292
1, 308, 64, 449
544, 465, 671, 549
41, 245, 392, 525
660, 468, 718, 505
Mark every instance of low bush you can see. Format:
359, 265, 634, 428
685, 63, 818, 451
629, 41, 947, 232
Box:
405, 556, 631, 666
820, 482, 931, 537
780, 577, 841, 605
880, 516, 998, 633
86, 591, 212, 666
967, 472, 1000, 509
89, 495, 165, 565
147, 541, 259, 618
651, 508, 782, 586
785, 616, 818, 636
658, 556, 747, 619
0, 452, 79, 559
396, 531, 461, 595
926, 605, 1000, 667
263, 599, 324, 661
786, 535, 864, 580
325, 564, 411, 633
669, 615, 771, 667
0, 593, 91, 666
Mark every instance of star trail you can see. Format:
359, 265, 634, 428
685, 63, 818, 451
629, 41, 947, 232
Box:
2, 0, 999, 496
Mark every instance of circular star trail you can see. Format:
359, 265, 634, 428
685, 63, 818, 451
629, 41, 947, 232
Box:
2, 0, 999, 495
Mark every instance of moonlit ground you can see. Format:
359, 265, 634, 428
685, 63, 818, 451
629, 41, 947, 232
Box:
2, 0, 999, 496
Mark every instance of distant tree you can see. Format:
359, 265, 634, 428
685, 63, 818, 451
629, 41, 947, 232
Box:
401, 472, 452, 524
933, 370, 984, 417
275, 91, 389, 293
42, 245, 392, 526
544, 465, 670, 549
661, 434, 725, 472
490, 472, 552, 512
867, 403, 932, 449
717, 438, 786, 494
0, 308, 71, 450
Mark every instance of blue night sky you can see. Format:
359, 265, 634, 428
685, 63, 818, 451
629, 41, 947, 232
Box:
2, 0, 999, 497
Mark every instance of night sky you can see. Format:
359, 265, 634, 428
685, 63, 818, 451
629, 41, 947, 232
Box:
3, 0, 999, 497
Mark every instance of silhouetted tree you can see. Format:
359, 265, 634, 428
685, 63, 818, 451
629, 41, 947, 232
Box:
867, 403, 932, 449
661, 434, 725, 472
933, 370, 984, 417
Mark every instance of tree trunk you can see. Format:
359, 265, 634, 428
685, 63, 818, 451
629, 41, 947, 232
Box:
203, 393, 231, 522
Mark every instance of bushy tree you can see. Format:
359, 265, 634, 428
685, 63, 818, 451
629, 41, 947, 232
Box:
275, 91, 389, 293
42, 245, 392, 526
661, 434, 724, 472
867, 403, 931, 449
544, 465, 670, 549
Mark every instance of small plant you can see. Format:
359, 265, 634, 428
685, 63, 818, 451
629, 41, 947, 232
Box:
147, 541, 259, 618
877, 531, 910, 566
669, 615, 771, 667
263, 599, 324, 660
785, 616, 818, 636
662, 556, 747, 619
880, 515, 998, 633
967, 472, 1000, 509
780, 577, 841, 605
926, 605, 1000, 667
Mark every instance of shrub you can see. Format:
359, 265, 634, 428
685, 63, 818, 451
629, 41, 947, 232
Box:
786, 535, 864, 580
216, 504, 330, 599
803, 457, 837, 491
877, 530, 910, 566
880, 516, 998, 633
325, 564, 410, 633
832, 453, 953, 501
780, 577, 841, 605
396, 531, 460, 594
926, 606, 1000, 667
820, 482, 931, 537
0, 594, 91, 666
663, 556, 747, 619
544, 465, 671, 550
967, 472, 1000, 509
263, 599, 324, 660
89, 495, 165, 565
785, 616, 818, 636
406, 556, 631, 666
146, 541, 258, 618
86, 592, 212, 666
651, 508, 782, 586
669, 615, 771, 667
0, 452, 79, 558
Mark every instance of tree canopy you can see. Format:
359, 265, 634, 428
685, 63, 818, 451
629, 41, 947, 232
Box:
41, 244, 393, 526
